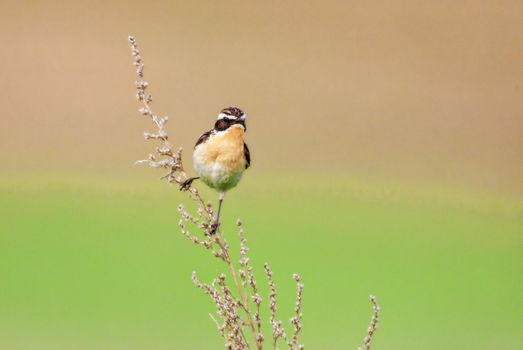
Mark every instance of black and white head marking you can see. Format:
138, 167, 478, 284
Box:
218, 107, 245, 121
214, 106, 247, 132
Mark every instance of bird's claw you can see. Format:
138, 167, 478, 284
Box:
209, 221, 220, 235
179, 177, 197, 191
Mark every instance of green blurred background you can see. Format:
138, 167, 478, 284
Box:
1, 1, 522, 349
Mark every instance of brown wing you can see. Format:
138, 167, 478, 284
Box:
194, 130, 213, 148
244, 142, 251, 169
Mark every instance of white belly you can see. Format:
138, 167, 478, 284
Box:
193, 152, 244, 191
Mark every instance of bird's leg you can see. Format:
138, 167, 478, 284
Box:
210, 192, 225, 234
179, 177, 199, 191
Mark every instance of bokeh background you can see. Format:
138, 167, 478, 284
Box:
1, 1, 522, 349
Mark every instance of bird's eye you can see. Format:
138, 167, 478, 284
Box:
215, 119, 229, 131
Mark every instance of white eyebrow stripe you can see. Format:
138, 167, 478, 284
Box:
217, 112, 245, 120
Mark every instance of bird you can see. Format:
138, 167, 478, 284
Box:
180, 106, 250, 233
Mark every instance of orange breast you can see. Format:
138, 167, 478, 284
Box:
201, 125, 246, 172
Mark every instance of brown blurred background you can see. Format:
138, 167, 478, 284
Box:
0, 0, 522, 195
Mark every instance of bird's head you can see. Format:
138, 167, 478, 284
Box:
214, 106, 247, 132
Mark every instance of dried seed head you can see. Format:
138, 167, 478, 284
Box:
359, 295, 380, 350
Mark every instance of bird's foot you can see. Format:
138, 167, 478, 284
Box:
179, 177, 199, 191
209, 221, 220, 235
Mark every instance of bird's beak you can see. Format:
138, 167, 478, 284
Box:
236, 120, 246, 132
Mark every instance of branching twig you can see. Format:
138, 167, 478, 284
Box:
128, 35, 210, 219
215, 234, 260, 347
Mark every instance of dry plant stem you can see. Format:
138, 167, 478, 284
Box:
177, 212, 259, 348
215, 234, 261, 348
193, 272, 250, 349
358, 295, 380, 350
217, 274, 251, 349
238, 220, 264, 348
289, 274, 304, 349
264, 263, 288, 348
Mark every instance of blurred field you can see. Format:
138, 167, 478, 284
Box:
0, 175, 521, 349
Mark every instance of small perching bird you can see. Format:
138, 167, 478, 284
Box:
181, 107, 250, 233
